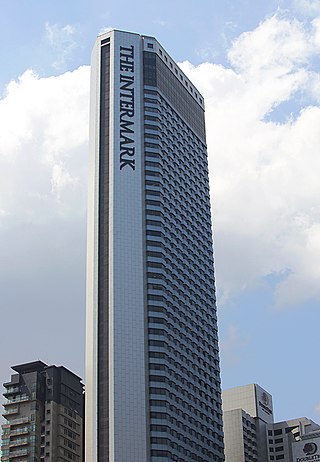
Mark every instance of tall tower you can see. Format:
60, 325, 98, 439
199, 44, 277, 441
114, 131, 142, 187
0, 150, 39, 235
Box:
86, 29, 224, 462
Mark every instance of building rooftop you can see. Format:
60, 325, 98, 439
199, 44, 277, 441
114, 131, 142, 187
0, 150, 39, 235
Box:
12, 360, 48, 374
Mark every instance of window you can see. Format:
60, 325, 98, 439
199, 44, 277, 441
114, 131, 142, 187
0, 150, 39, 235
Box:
147, 43, 154, 49
276, 456, 284, 460
275, 438, 283, 444
274, 429, 283, 436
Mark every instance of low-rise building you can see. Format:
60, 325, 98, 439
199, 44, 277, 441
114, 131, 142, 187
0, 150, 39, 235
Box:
223, 384, 320, 462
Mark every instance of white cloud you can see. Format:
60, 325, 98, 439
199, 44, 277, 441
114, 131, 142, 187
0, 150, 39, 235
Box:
0, 66, 90, 226
228, 15, 311, 73
1, 13, 320, 313
0, 66, 90, 373
181, 14, 320, 308
51, 163, 79, 200
294, 0, 320, 16
45, 23, 78, 70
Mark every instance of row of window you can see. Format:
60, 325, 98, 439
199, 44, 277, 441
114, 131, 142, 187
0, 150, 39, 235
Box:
148, 323, 219, 360
148, 318, 220, 368
143, 88, 222, 462
143, 55, 206, 141
148, 380, 220, 417
149, 348, 220, 381
150, 448, 221, 462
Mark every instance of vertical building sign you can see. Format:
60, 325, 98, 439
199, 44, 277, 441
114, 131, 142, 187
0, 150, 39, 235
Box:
119, 45, 136, 171
108, 32, 147, 462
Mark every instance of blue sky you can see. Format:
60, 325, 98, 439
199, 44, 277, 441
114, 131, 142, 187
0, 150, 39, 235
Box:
1, 0, 320, 425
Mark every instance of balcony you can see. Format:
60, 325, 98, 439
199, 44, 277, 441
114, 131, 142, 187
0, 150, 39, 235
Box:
6, 427, 29, 437
9, 437, 29, 447
3, 395, 30, 406
1, 438, 10, 449
4, 417, 30, 426
3, 407, 19, 417
3, 387, 20, 397
8, 448, 29, 458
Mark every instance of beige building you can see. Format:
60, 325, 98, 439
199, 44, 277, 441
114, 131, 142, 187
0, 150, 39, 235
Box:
223, 384, 273, 462
223, 384, 320, 462
1, 361, 84, 462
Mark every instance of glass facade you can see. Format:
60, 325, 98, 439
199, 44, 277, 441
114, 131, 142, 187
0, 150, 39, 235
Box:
143, 55, 224, 461
143, 52, 206, 140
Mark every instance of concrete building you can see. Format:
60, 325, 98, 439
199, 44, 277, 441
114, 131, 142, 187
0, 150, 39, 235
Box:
86, 29, 224, 462
222, 384, 320, 462
267, 418, 320, 462
223, 384, 273, 462
222, 408, 258, 462
1, 361, 84, 462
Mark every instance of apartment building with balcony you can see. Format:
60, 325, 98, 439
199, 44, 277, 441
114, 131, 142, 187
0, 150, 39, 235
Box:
1, 361, 84, 462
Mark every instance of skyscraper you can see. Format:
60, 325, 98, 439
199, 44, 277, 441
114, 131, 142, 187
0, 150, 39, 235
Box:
86, 29, 224, 462
1, 361, 84, 462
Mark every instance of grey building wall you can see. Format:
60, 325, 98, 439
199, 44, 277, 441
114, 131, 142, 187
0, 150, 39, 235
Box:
87, 30, 148, 462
